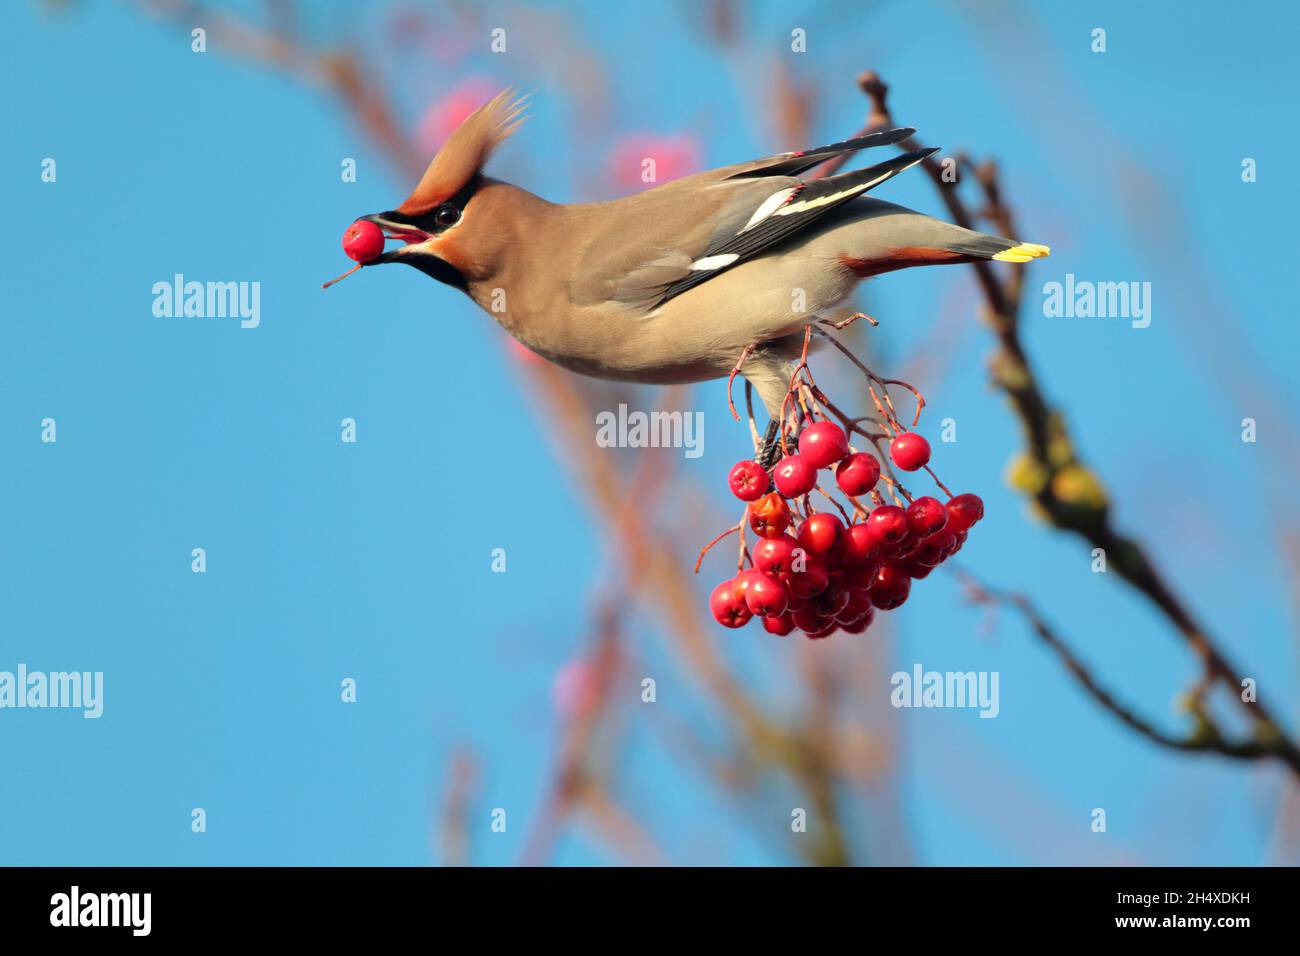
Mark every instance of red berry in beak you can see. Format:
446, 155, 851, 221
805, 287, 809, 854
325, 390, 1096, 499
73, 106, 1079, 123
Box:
342, 220, 386, 263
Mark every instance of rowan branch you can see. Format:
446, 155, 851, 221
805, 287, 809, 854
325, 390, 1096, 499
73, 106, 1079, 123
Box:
961, 575, 1281, 761
855, 70, 1300, 778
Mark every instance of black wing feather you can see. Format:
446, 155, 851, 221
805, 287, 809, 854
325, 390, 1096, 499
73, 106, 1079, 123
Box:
723, 127, 916, 180
657, 146, 937, 305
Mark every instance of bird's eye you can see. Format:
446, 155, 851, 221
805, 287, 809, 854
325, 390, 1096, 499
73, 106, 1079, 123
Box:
434, 204, 461, 229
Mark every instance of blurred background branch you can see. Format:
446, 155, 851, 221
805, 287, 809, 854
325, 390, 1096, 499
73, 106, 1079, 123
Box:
94, 0, 1300, 866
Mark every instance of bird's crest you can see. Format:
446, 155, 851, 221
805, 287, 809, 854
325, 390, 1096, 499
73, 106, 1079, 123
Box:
398, 88, 528, 214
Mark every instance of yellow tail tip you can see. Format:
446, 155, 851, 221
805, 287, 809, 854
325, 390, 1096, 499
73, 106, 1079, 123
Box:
992, 242, 1051, 262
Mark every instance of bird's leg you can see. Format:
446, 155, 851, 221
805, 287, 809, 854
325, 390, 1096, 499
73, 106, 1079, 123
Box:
818, 310, 878, 331
755, 418, 783, 470
726, 343, 756, 421
732, 341, 794, 471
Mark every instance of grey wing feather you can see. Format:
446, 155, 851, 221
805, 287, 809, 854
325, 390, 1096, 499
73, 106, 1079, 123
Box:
652, 147, 937, 306
571, 139, 935, 312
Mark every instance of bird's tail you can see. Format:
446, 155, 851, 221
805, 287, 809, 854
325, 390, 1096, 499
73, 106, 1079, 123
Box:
835, 202, 1050, 274
990, 240, 1051, 263
949, 233, 1051, 263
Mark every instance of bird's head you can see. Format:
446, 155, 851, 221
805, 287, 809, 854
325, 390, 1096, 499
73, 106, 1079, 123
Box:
356, 88, 528, 291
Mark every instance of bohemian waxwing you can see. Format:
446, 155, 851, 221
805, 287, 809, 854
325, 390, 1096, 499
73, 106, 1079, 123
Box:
353, 90, 1048, 457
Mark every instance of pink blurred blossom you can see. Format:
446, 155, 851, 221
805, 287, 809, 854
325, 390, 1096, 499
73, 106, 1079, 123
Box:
505, 336, 544, 367
609, 134, 702, 192
552, 659, 601, 719
416, 77, 504, 155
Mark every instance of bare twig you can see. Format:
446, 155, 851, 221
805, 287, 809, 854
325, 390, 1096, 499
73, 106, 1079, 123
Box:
961, 575, 1279, 761
856, 71, 1300, 778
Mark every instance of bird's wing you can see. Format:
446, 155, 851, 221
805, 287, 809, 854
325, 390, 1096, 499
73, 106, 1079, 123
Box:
571, 145, 937, 312
717, 127, 916, 180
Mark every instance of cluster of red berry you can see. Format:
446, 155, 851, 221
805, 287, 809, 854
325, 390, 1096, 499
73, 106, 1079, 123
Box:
708, 419, 984, 639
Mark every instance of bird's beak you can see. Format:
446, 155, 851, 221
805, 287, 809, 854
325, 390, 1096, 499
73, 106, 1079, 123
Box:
356, 212, 433, 264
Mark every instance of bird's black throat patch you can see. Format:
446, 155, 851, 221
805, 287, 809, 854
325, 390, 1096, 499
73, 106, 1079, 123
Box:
399, 254, 469, 293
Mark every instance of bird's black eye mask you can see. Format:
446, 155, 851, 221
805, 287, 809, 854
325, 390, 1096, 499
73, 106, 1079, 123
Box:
379, 176, 480, 237
357, 177, 480, 291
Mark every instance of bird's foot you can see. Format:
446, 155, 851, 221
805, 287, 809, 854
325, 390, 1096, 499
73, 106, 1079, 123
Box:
819, 311, 878, 331
755, 419, 783, 471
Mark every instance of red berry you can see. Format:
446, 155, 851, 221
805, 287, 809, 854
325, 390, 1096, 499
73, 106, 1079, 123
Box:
811, 585, 851, 618
912, 540, 945, 567
748, 492, 790, 538
773, 455, 817, 498
868, 563, 912, 610
836, 591, 874, 626
744, 572, 789, 618
763, 613, 796, 636
728, 460, 770, 501
783, 560, 829, 599
901, 558, 934, 579
820, 544, 845, 573
732, 568, 767, 602
836, 561, 880, 591
798, 421, 850, 469
884, 534, 920, 560
945, 493, 985, 533
835, 452, 881, 497
342, 220, 385, 263
753, 535, 798, 576
841, 523, 879, 566
906, 496, 947, 537
709, 578, 753, 628
925, 529, 958, 559
791, 604, 833, 634
797, 513, 843, 556
838, 608, 874, 634
890, 433, 931, 472
866, 505, 909, 547
802, 621, 839, 640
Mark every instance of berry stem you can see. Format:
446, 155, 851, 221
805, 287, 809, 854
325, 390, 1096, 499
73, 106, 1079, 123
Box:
693, 521, 742, 574
812, 484, 851, 524
321, 263, 362, 289
923, 463, 953, 499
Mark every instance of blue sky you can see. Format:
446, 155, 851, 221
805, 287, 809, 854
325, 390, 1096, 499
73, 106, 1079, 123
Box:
2, 0, 1297, 866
